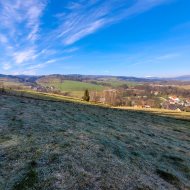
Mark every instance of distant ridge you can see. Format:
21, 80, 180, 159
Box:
146, 75, 190, 81
1, 74, 190, 82
172, 75, 190, 81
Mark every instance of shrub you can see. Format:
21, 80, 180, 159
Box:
82, 89, 90, 101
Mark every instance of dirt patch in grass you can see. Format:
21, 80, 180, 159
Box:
0, 136, 12, 143
156, 169, 181, 187
13, 162, 38, 190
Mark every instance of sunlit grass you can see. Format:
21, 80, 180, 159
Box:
38, 80, 105, 91
115, 106, 190, 121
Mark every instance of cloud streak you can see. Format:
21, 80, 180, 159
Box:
0, 0, 46, 41
13, 48, 37, 64
0, 33, 8, 43
0, 0, 47, 73
0, 0, 171, 74
55, 0, 170, 45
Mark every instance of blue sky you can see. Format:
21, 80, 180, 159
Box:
0, 0, 190, 77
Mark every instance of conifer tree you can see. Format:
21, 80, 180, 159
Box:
82, 89, 90, 101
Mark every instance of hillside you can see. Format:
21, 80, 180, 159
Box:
1, 74, 190, 100
0, 94, 190, 190
37, 79, 106, 98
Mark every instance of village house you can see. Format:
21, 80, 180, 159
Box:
169, 96, 180, 103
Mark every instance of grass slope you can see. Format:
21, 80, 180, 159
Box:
0, 78, 29, 89
94, 78, 139, 88
37, 78, 139, 98
115, 107, 190, 121
0, 95, 190, 190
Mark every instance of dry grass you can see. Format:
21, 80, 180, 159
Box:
0, 94, 190, 190
5, 89, 190, 122
1, 88, 108, 107
114, 106, 190, 121
175, 85, 190, 90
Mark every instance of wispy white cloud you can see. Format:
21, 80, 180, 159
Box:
0, 0, 171, 74
64, 19, 105, 45
13, 69, 37, 75
0, 33, 8, 43
2, 62, 12, 70
13, 48, 37, 64
126, 52, 181, 68
26, 56, 71, 72
54, 0, 170, 45
26, 1, 47, 42
0, 0, 46, 42
63, 47, 79, 53
156, 53, 180, 60
0, 0, 47, 72
27, 59, 57, 70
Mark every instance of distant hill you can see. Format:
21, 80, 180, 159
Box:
0, 74, 22, 80
0, 74, 41, 83
146, 75, 190, 81
1, 74, 190, 83
172, 75, 190, 81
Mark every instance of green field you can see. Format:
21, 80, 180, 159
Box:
1, 76, 141, 99
38, 80, 105, 97
94, 78, 139, 88
38, 80, 105, 91
0, 94, 190, 189
37, 78, 140, 98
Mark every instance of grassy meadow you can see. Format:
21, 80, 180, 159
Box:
115, 107, 190, 121
178, 85, 190, 90
0, 94, 190, 190
1, 75, 141, 99
38, 80, 106, 98
37, 77, 140, 98
93, 78, 139, 88
0, 78, 29, 90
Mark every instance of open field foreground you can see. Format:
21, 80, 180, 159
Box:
0, 95, 190, 190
